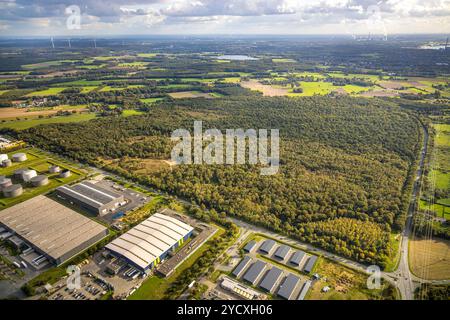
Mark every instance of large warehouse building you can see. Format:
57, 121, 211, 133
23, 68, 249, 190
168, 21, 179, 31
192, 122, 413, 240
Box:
56, 181, 124, 215
105, 212, 194, 273
0, 195, 108, 266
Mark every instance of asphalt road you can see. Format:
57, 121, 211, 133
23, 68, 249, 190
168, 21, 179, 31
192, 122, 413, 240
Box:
387, 123, 428, 300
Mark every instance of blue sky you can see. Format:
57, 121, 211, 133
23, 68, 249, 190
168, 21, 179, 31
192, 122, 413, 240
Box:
0, 0, 449, 36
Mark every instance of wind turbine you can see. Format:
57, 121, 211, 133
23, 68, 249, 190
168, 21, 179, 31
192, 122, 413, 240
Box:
50, 37, 55, 49
67, 38, 71, 48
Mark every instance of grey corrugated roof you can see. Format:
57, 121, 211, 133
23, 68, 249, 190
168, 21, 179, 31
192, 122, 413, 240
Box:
57, 181, 123, 209
259, 267, 283, 292
297, 280, 312, 300
0, 195, 107, 262
277, 274, 300, 300
303, 256, 318, 273
243, 260, 267, 284
243, 240, 256, 252
290, 251, 306, 265
232, 256, 252, 277
259, 239, 276, 253
274, 245, 290, 259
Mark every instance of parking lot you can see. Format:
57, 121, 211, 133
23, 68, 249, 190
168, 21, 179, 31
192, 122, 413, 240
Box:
49, 273, 110, 300
94, 180, 152, 224
82, 252, 145, 299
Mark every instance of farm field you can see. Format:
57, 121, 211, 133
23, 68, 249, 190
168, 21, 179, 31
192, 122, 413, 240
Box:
168, 91, 216, 99
410, 238, 450, 280
21, 60, 72, 69
25, 87, 67, 97
140, 97, 164, 104
0, 105, 87, 120
122, 109, 145, 117
240, 80, 289, 96
0, 148, 85, 209
0, 113, 96, 130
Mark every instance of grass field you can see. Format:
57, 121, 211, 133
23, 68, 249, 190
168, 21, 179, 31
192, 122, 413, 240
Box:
128, 227, 224, 300
140, 97, 164, 104
0, 113, 96, 130
21, 60, 71, 69
308, 258, 397, 300
0, 148, 84, 209
421, 123, 450, 217
419, 200, 450, 219
53, 80, 105, 86
25, 87, 67, 97
137, 53, 158, 58
122, 110, 145, 117
410, 238, 450, 280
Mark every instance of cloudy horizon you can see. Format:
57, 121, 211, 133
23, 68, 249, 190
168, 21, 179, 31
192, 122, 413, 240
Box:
0, 0, 449, 36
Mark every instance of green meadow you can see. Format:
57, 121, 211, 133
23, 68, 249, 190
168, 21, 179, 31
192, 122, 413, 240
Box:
25, 87, 67, 97
0, 113, 96, 130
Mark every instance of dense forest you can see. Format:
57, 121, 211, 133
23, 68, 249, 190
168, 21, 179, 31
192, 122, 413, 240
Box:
16, 96, 421, 267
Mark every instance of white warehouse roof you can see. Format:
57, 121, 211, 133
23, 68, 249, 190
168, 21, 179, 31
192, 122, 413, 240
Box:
105, 212, 193, 270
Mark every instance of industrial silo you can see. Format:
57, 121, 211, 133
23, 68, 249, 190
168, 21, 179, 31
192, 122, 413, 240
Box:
22, 169, 37, 182
12, 153, 27, 162
30, 175, 49, 187
0, 177, 13, 191
49, 165, 61, 174
59, 169, 71, 178
3, 184, 23, 198
13, 169, 26, 179
2, 159, 12, 167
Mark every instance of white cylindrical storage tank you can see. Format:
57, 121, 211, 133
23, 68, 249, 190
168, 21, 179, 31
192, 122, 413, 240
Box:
3, 184, 23, 198
22, 169, 37, 182
12, 153, 27, 162
30, 175, 49, 187
0, 154, 8, 162
59, 169, 71, 178
0, 177, 12, 191
2, 159, 12, 167
49, 165, 61, 174
14, 169, 25, 179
